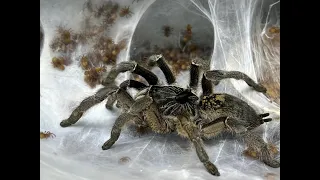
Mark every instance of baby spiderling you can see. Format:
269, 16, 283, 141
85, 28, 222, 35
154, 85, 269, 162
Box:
162, 25, 173, 37
40, 131, 56, 139
119, 6, 133, 18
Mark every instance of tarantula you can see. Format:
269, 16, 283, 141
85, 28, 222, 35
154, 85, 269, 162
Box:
60, 54, 280, 176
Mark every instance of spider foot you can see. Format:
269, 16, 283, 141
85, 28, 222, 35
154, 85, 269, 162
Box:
204, 161, 220, 176
253, 84, 267, 93
263, 159, 280, 168
60, 120, 73, 127
102, 140, 114, 150
258, 144, 280, 168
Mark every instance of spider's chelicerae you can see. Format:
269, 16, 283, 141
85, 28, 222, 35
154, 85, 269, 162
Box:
60, 54, 280, 176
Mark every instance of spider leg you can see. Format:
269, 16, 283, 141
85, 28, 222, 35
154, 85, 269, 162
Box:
225, 118, 280, 168
148, 54, 175, 84
190, 57, 213, 95
60, 85, 118, 127
242, 131, 280, 168
105, 92, 117, 110
102, 95, 153, 150
189, 62, 200, 91
102, 113, 141, 150
114, 88, 135, 111
106, 80, 149, 110
178, 115, 220, 176
198, 118, 226, 139
119, 79, 149, 91
101, 61, 158, 86
201, 74, 213, 96
204, 70, 267, 93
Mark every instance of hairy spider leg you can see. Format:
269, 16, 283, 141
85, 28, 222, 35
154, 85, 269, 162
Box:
60, 85, 118, 127
189, 58, 213, 95
242, 131, 280, 168
102, 61, 159, 86
178, 115, 220, 176
102, 96, 153, 150
205, 70, 267, 93
60, 61, 155, 127
148, 54, 176, 84
106, 79, 149, 110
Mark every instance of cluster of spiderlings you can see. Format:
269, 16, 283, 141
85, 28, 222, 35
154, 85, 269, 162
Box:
49, 0, 135, 87
78, 35, 126, 87
132, 24, 212, 75
49, 25, 96, 71
93, 36, 127, 65
153, 44, 209, 75
162, 48, 191, 74
50, 26, 78, 71
84, 66, 107, 88
79, 52, 104, 87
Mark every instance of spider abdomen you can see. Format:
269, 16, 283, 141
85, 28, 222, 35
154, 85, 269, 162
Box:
199, 93, 262, 131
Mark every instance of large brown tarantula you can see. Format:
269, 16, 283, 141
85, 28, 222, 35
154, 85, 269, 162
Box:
60, 54, 280, 176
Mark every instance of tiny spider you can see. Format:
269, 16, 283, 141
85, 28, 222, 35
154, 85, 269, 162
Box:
162, 25, 173, 37
40, 131, 56, 139
52, 57, 66, 71
84, 66, 106, 88
56, 26, 73, 45
119, 6, 133, 18
80, 55, 91, 70
182, 24, 192, 43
